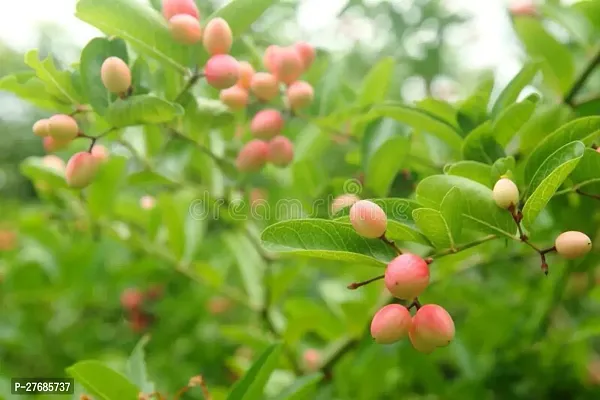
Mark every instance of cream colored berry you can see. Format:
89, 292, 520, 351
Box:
555, 231, 592, 259
492, 177, 519, 209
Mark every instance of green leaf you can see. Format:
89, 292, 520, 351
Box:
491, 61, 540, 117
0, 72, 72, 112
412, 208, 452, 249
105, 95, 184, 127
24, 49, 82, 105
66, 360, 140, 400
524, 117, 600, 183
490, 156, 516, 183
20, 157, 67, 189
519, 104, 573, 152
456, 75, 494, 133
362, 118, 411, 197
365, 103, 463, 151
358, 57, 395, 107
333, 198, 431, 246
444, 161, 493, 188
462, 121, 505, 164
492, 99, 536, 146
570, 148, 600, 194
522, 141, 585, 228
415, 97, 459, 128
126, 335, 155, 394
87, 156, 128, 219
440, 186, 463, 246
513, 16, 574, 94
260, 220, 397, 267
80, 37, 129, 114
271, 373, 323, 400
540, 3, 593, 47
227, 343, 282, 400
416, 175, 515, 238
76, 0, 195, 73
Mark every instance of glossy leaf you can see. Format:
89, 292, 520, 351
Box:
261, 219, 397, 267
0, 72, 72, 112
491, 61, 540, 117
569, 148, 600, 194
490, 156, 516, 183
333, 198, 431, 246
440, 186, 463, 245
272, 373, 323, 400
87, 156, 128, 219
226, 343, 282, 400
444, 161, 493, 188
358, 57, 395, 107
412, 208, 452, 249
540, 3, 593, 47
415, 97, 459, 128
20, 157, 67, 189
457, 75, 494, 133
126, 335, 155, 394
66, 360, 140, 400
492, 99, 536, 146
80, 37, 129, 114
513, 16, 574, 94
416, 175, 515, 238
519, 104, 573, 152
522, 141, 585, 228
462, 121, 505, 164
24, 49, 82, 105
524, 117, 600, 183
105, 95, 184, 127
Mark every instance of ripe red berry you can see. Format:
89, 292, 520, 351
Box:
204, 54, 239, 89
370, 304, 412, 344
267, 136, 294, 167
349, 200, 387, 238
120, 288, 143, 310
294, 41, 316, 70
384, 253, 430, 300
408, 327, 437, 354
263, 45, 281, 74
220, 86, 248, 110
286, 81, 314, 111
236, 139, 269, 172
250, 109, 284, 139
65, 152, 99, 188
100, 57, 131, 94
169, 14, 202, 45
411, 304, 455, 347
162, 0, 199, 20
273, 46, 304, 85
250, 72, 279, 101
202, 18, 233, 55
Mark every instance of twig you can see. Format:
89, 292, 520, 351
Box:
508, 205, 556, 274
432, 234, 498, 258
576, 189, 600, 201
347, 275, 384, 290
379, 233, 403, 255
320, 338, 360, 381
174, 68, 204, 103
564, 46, 600, 106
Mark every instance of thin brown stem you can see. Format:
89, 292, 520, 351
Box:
174, 69, 204, 103
407, 298, 421, 310
432, 234, 498, 258
508, 205, 555, 274
347, 275, 384, 290
379, 233, 403, 255
564, 46, 600, 106
576, 189, 600, 201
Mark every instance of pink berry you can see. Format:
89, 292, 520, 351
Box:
220, 86, 248, 110
263, 45, 281, 74
43, 136, 69, 153
303, 349, 321, 372
237, 61, 255, 89
273, 46, 304, 85
509, 1, 537, 17
411, 304, 455, 347
348, 200, 387, 238
250, 72, 279, 101
120, 288, 143, 310
370, 304, 412, 344
267, 136, 294, 167
204, 54, 239, 89
384, 253, 430, 300
249, 188, 268, 209
250, 109, 284, 139
48, 114, 79, 141
169, 14, 202, 45
91, 144, 109, 162
331, 194, 360, 215
286, 81, 314, 111
236, 139, 269, 172
408, 327, 437, 354
65, 152, 99, 189
100, 57, 131, 94
202, 17, 233, 55
294, 41, 316, 70
140, 195, 156, 210
162, 0, 199, 20
33, 119, 50, 137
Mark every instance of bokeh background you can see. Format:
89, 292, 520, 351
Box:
1, 0, 600, 399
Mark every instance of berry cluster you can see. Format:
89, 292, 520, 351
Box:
347, 200, 455, 353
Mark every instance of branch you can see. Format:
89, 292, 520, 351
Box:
174, 68, 204, 103
508, 205, 556, 274
564, 47, 600, 106
379, 233, 403, 255
432, 234, 498, 258
576, 189, 600, 201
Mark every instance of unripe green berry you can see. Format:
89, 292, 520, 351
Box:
267, 136, 294, 167
349, 200, 387, 238
100, 56, 131, 94
236, 139, 269, 172
555, 231, 592, 259
65, 152, 99, 189
250, 109, 284, 140
162, 0, 199, 20
169, 14, 202, 44
411, 304, 455, 348
220, 86, 248, 110
204, 54, 239, 89
33, 119, 50, 137
331, 194, 360, 215
384, 253, 430, 300
286, 81, 314, 110
250, 72, 279, 101
48, 114, 79, 141
202, 18, 233, 55
492, 177, 519, 209
370, 304, 412, 344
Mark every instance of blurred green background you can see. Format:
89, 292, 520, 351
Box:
1, 0, 600, 399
